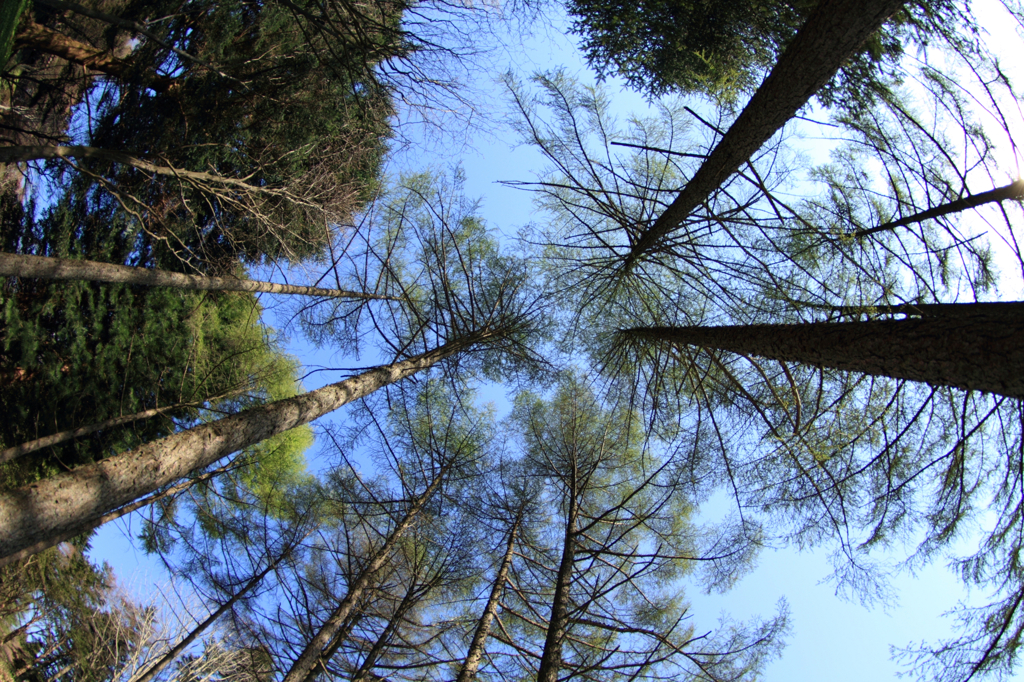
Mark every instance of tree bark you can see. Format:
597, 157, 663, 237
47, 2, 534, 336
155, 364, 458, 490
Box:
0, 333, 487, 562
31, 0, 224, 75
630, 0, 904, 264
0, 252, 396, 301
619, 302, 1024, 398
852, 179, 1024, 238
536, 488, 578, 682
0, 146, 279, 192
14, 20, 174, 92
1, 400, 198, 464
0, 460, 235, 569
455, 516, 521, 682
285, 470, 449, 682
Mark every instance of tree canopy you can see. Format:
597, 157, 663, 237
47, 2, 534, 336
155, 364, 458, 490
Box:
3, 0, 1024, 680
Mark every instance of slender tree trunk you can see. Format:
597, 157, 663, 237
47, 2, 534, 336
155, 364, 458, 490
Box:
536, 491, 578, 682
630, 0, 904, 264
0, 146, 281, 193
0, 252, 396, 301
619, 302, 1024, 398
0, 397, 220, 464
455, 516, 521, 682
351, 580, 423, 682
0, 333, 488, 562
852, 179, 1024, 238
130, 547, 293, 682
286, 470, 450, 682
13, 20, 174, 92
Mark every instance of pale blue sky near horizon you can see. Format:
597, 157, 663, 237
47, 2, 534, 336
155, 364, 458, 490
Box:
89, 1, 1024, 680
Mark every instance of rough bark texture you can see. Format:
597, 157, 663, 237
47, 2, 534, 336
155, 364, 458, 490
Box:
285, 471, 448, 682
0, 461, 233, 569
0, 337, 478, 562
622, 304, 1024, 397
0, 252, 393, 300
455, 517, 521, 682
631, 0, 904, 261
1, 404, 178, 464
853, 179, 1024, 237
827, 301, 1024, 319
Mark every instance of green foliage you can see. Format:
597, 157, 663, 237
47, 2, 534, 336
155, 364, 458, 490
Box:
0, 540, 145, 682
0, 0, 28, 72
567, 0, 979, 110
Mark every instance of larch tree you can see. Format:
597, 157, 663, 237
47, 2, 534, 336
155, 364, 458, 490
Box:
0, 171, 543, 563
489, 374, 787, 682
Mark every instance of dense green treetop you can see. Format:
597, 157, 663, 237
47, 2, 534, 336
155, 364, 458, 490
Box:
567, 0, 978, 107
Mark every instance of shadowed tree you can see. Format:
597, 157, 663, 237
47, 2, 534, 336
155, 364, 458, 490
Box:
0, 171, 543, 563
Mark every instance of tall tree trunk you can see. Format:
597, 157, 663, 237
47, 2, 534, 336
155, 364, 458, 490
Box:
618, 302, 1024, 398
0, 332, 489, 562
0, 390, 249, 464
536, 490, 578, 682
0, 146, 282, 192
0, 459, 236, 569
629, 0, 904, 265
13, 20, 174, 92
350, 579, 423, 682
455, 515, 521, 682
285, 470, 450, 682
852, 179, 1024, 238
32, 0, 223, 74
0, 252, 396, 301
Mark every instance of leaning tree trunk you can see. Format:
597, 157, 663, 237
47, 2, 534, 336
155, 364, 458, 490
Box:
0, 146, 285, 193
0, 388, 251, 464
628, 0, 904, 265
350, 579, 425, 682
14, 20, 174, 92
618, 302, 1024, 398
0, 252, 395, 301
285, 469, 450, 682
0, 332, 490, 562
455, 515, 522, 682
852, 179, 1024, 237
0, 459, 235, 569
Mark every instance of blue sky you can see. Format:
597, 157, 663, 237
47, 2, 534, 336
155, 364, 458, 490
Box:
89, 1, 1024, 679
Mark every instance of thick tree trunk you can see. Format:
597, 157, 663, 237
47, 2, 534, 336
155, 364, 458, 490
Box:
0, 334, 484, 562
32, 0, 222, 74
285, 470, 449, 682
823, 301, 1024, 319
853, 179, 1024, 238
0, 252, 395, 300
630, 0, 904, 264
0, 460, 235, 569
14, 20, 174, 92
536, 494, 578, 682
455, 516, 521, 682
619, 302, 1024, 398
